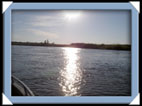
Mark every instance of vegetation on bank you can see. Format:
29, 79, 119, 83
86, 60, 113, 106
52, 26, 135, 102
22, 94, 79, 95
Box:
12, 41, 131, 51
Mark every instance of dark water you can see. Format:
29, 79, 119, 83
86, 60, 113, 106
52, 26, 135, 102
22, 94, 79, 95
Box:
12, 45, 131, 96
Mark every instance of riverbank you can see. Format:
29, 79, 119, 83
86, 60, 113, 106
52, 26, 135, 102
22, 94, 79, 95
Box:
12, 42, 131, 51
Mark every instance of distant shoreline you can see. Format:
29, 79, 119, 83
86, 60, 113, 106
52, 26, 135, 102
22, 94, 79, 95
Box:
12, 42, 131, 51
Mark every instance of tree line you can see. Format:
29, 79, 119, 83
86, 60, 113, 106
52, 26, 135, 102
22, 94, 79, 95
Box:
12, 39, 131, 51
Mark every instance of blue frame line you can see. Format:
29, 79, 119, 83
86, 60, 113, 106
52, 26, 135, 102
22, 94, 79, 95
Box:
3, 3, 139, 104
11, 3, 133, 10
131, 7, 139, 97
4, 6, 11, 98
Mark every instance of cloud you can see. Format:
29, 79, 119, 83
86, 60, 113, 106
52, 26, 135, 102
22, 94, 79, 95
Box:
12, 12, 65, 29
27, 28, 58, 39
29, 15, 65, 27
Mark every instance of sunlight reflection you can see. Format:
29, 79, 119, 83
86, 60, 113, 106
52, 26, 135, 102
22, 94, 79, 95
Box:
59, 47, 82, 96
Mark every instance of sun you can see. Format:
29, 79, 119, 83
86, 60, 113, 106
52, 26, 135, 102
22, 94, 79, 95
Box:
64, 11, 81, 21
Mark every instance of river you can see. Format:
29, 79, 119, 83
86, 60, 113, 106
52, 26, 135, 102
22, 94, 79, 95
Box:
12, 45, 131, 96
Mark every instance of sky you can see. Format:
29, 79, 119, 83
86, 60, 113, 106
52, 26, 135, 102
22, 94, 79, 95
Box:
11, 10, 131, 44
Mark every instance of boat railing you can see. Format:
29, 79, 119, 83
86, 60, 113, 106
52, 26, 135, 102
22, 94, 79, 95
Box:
12, 76, 34, 96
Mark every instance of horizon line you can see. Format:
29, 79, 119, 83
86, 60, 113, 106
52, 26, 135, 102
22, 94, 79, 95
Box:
11, 41, 131, 45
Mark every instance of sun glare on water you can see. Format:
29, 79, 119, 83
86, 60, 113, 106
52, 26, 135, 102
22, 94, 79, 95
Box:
59, 47, 82, 96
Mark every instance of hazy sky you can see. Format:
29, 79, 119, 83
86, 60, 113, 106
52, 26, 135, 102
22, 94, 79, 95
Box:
12, 10, 131, 44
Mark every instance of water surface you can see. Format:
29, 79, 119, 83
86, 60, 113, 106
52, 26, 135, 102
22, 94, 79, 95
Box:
12, 45, 131, 96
